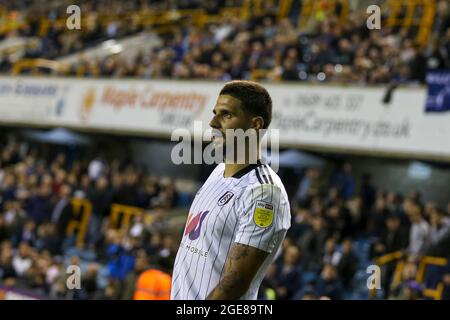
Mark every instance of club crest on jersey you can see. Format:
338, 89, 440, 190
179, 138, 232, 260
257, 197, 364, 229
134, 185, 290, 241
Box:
184, 210, 210, 240
253, 201, 274, 228
217, 191, 234, 206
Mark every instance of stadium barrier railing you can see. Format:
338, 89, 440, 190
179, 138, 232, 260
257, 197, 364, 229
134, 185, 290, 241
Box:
369, 250, 448, 300
385, 0, 436, 47
67, 198, 92, 248
12, 58, 70, 76
65, 199, 171, 247
109, 203, 153, 230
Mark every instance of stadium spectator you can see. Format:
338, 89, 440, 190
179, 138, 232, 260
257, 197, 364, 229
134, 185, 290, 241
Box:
51, 184, 73, 242
371, 213, 410, 298
88, 176, 113, 246
368, 193, 390, 238
331, 162, 354, 201
389, 260, 423, 300
146, 207, 169, 235
97, 279, 122, 300
274, 245, 303, 300
3, 200, 27, 246
154, 233, 177, 273
336, 238, 358, 289
144, 232, 163, 259
129, 214, 145, 239
360, 173, 376, 213
133, 252, 172, 300
297, 215, 328, 272
287, 207, 311, 241
406, 205, 430, 255
314, 264, 344, 300
105, 230, 136, 281
25, 183, 52, 225
322, 237, 341, 267
301, 287, 319, 300
78, 262, 100, 299
121, 250, 148, 300
426, 208, 450, 258
0, 241, 17, 281
0, 1, 439, 86
429, 207, 450, 246
443, 274, 450, 300
34, 223, 61, 255
294, 168, 320, 205
12, 242, 32, 276
0, 214, 8, 242
371, 214, 409, 259
88, 156, 107, 181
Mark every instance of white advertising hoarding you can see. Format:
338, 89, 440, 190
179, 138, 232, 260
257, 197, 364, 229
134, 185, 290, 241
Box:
0, 76, 449, 160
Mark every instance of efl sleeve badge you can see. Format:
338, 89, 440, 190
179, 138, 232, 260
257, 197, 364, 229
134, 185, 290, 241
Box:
253, 201, 274, 228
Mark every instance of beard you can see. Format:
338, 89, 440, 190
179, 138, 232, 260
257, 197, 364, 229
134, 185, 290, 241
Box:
210, 128, 259, 164
210, 131, 225, 162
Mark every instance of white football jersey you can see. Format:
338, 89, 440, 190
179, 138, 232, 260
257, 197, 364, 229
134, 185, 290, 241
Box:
171, 161, 291, 300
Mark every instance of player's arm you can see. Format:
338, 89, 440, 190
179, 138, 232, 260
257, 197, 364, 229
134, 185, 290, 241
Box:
206, 243, 268, 300
208, 183, 289, 300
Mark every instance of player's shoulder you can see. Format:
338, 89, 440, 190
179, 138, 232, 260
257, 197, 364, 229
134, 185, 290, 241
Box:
238, 166, 290, 217
249, 163, 283, 186
208, 162, 225, 180
244, 164, 286, 197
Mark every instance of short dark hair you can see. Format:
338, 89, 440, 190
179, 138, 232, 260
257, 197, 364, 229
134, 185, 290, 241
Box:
219, 80, 272, 129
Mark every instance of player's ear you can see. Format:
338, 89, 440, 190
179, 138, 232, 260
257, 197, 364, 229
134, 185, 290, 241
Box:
251, 116, 264, 130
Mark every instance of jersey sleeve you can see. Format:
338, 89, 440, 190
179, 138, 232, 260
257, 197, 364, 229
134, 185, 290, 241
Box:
234, 183, 288, 253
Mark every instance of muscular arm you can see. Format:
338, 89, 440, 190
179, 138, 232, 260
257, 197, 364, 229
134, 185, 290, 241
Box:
206, 243, 268, 300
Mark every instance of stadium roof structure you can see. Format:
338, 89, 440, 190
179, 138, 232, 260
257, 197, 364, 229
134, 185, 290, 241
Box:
268, 149, 326, 169
22, 127, 92, 146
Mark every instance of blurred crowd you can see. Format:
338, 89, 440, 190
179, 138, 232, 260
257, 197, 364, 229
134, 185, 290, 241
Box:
0, 140, 180, 299
0, 0, 242, 68
1, 0, 449, 83
106, 10, 447, 84
1, 137, 450, 300
1, 0, 450, 301
258, 164, 450, 300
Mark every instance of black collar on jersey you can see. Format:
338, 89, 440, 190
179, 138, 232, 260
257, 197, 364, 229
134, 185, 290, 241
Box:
231, 159, 265, 179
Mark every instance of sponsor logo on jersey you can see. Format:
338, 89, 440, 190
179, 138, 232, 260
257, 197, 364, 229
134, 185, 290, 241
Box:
180, 242, 208, 258
184, 210, 210, 240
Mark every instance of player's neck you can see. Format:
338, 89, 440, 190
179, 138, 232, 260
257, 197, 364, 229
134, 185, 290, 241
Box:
223, 163, 250, 178
223, 157, 261, 178
223, 142, 261, 178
